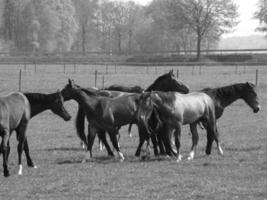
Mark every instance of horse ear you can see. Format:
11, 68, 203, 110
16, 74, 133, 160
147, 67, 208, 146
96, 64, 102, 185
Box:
68, 78, 74, 87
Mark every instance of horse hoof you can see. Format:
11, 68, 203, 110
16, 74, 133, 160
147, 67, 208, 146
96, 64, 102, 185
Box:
33, 165, 38, 169
187, 156, 193, 161
4, 170, 10, 177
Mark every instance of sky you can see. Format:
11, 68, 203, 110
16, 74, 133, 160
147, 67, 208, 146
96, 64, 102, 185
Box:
119, 0, 264, 38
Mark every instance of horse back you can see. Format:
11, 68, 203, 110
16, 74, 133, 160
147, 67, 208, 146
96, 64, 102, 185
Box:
0, 92, 31, 130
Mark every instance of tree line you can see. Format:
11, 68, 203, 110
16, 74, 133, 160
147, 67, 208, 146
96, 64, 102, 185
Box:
1, 0, 256, 60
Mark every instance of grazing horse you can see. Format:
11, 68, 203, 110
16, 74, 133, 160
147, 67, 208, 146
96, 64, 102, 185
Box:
137, 91, 220, 162
0, 91, 71, 177
62, 79, 145, 161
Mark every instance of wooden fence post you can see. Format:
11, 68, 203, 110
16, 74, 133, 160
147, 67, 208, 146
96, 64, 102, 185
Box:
19, 69, 22, 91
95, 70, 98, 87
102, 75, 105, 88
176, 69, 179, 78
255, 69, 259, 87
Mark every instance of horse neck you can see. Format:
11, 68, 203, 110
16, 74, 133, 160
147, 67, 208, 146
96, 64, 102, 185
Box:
215, 85, 243, 108
25, 93, 58, 117
71, 90, 99, 114
145, 81, 164, 92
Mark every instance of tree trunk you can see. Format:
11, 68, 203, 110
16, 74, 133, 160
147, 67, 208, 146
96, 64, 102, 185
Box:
196, 32, 201, 60
81, 23, 86, 55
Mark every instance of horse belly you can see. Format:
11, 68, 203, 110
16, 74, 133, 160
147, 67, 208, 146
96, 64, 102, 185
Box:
181, 103, 205, 124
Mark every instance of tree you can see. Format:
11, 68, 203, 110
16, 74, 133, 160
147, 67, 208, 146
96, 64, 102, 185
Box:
168, 0, 238, 60
255, 0, 267, 33
73, 0, 98, 54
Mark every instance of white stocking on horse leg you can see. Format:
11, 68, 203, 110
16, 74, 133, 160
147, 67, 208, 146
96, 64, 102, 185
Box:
18, 164, 23, 175
117, 152, 125, 162
187, 151, 195, 161
218, 144, 224, 156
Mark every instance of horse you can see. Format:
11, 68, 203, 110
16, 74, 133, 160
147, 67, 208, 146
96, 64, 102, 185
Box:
193, 82, 260, 159
137, 91, 221, 162
138, 82, 261, 161
24, 90, 72, 120
0, 91, 71, 177
75, 70, 190, 158
62, 79, 146, 161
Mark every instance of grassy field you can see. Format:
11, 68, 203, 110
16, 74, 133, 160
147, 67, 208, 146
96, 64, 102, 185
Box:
0, 64, 266, 200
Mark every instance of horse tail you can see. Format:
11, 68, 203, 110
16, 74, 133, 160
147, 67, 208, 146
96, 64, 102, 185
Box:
75, 105, 88, 146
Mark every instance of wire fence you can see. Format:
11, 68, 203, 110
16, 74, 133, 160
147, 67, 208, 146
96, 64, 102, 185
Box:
0, 63, 266, 94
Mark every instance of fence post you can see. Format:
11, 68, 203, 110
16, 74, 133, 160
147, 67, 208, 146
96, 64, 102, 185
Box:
102, 75, 105, 88
192, 66, 195, 76
19, 69, 22, 92
106, 64, 108, 74
63, 63, 66, 74
255, 69, 259, 87
74, 63, 76, 73
94, 70, 98, 87
115, 64, 117, 74
176, 69, 179, 78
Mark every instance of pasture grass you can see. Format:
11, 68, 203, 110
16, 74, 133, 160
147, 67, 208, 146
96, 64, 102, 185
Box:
0, 64, 266, 199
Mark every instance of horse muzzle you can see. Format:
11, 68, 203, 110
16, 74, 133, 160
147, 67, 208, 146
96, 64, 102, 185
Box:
253, 105, 261, 113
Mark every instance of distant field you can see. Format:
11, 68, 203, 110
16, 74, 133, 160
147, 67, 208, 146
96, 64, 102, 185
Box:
0, 64, 266, 199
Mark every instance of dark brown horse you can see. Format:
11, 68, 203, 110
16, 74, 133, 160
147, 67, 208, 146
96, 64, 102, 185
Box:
0, 91, 71, 177
197, 82, 260, 158
62, 79, 146, 161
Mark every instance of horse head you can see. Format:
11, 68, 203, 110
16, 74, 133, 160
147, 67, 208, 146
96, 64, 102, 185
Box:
136, 92, 162, 135
61, 79, 81, 100
242, 82, 261, 113
50, 90, 71, 121
146, 70, 189, 94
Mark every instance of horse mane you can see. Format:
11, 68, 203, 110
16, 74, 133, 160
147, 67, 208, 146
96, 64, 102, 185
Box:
24, 92, 57, 105
202, 83, 245, 99
80, 88, 97, 96
145, 73, 171, 91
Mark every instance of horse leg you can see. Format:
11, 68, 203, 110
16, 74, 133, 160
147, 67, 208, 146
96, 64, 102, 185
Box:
157, 128, 166, 155
23, 137, 36, 168
16, 122, 28, 176
173, 124, 182, 162
213, 126, 223, 156
108, 130, 124, 161
162, 127, 177, 157
82, 125, 97, 163
206, 125, 214, 155
135, 126, 147, 157
1, 129, 10, 177
150, 132, 159, 156
188, 123, 199, 160
98, 131, 114, 156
